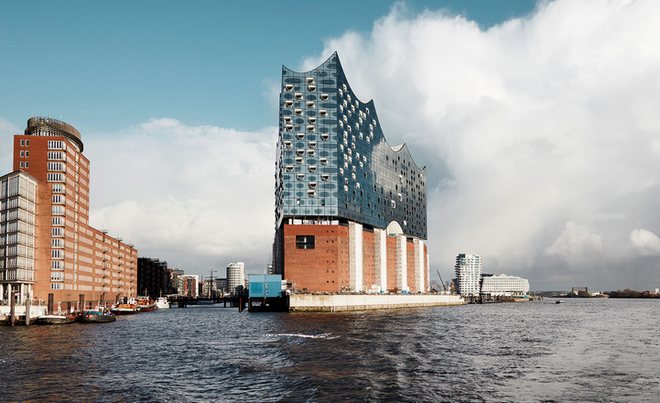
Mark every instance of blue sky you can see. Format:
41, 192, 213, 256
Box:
0, 0, 536, 133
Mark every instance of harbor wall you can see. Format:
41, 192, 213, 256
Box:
0, 305, 48, 317
289, 293, 465, 312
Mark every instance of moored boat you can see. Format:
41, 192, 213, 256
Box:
79, 308, 116, 323
136, 297, 157, 312
155, 296, 170, 309
110, 303, 139, 315
35, 314, 77, 325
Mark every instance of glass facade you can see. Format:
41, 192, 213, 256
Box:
275, 53, 427, 238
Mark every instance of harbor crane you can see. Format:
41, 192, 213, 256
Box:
436, 270, 447, 292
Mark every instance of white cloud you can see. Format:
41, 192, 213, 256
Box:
85, 118, 277, 274
299, 0, 660, 288
629, 229, 660, 256
545, 222, 602, 257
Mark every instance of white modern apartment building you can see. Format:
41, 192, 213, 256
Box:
226, 262, 245, 294
480, 274, 529, 297
0, 171, 37, 304
455, 253, 482, 297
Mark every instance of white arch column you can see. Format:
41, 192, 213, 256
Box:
396, 234, 408, 292
349, 222, 364, 292
375, 229, 387, 292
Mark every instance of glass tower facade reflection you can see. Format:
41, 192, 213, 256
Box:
275, 52, 427, 238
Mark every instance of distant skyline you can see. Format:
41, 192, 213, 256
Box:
3, 0, 660, 291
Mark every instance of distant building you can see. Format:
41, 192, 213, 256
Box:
480, 274, 529, 297
180, 274, 199, 297
137, 257, 172, 299
215, 278, 228, 295
226, 262, 245, 294
455, 254, 482, 297
571, 287, 588, 295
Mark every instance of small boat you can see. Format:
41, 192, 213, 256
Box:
79, 308, 116, 323
35, 313, 77, 325
136, 297, 157, 312
555, 299, 564, 304
155, 296, 170, 309
110, 303, 139, 315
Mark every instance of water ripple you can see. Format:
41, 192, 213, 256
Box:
1, 300, 659, 401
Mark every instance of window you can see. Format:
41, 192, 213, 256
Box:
48, 151, 64, 160
296, 235, 315, 249
47, 173, 64, 182
47, 140, 65, 150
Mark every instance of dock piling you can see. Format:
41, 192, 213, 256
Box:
9, 292, 16, 327
48, 293, 54, 315
25, 299, 31, 326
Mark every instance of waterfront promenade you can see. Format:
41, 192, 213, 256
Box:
1, 298, 658, 401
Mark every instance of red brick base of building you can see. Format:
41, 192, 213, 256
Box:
279, 222, 429, 293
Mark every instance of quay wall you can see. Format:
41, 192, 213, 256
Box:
0, 305, 48, 317
289, 294, 465, 312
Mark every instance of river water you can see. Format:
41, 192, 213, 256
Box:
0, 298, 658, 402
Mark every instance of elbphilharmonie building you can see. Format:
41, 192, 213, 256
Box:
273, 53, 429, 293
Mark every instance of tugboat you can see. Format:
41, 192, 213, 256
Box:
79, 307, 116, 323
35, 313, 78, 325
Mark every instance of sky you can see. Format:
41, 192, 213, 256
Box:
2, 0, 660, 291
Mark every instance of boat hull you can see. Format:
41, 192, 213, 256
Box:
79, 312, 116, 323
110, 308, 139, 315
35, 315, 77, 325
110, 303, 139, 315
